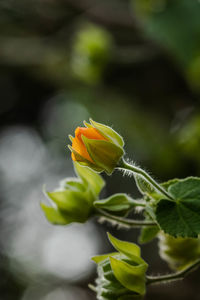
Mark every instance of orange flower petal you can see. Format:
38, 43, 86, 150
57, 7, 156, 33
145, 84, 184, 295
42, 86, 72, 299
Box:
71, 152, 76, 161
71, 127, 107, 163
75, 127, 107, 141
72, 133, 93, 162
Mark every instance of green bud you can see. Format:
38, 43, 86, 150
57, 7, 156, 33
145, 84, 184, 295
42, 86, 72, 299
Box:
91, 233, 148, 299
158, 232, 200, 270
70, 23, 113, 84
88, 119, 124, 148
94, 193, 134, 216
41, 162, 104, 225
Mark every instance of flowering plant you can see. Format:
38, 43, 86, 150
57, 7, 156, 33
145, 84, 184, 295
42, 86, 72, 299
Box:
41, 120, 200, 299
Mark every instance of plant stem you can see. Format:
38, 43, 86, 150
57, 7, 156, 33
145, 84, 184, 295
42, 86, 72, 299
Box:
128, 198, 147, 207
146, 259, 200, 285
118, 158, 174, 200
96, 208, 157, 228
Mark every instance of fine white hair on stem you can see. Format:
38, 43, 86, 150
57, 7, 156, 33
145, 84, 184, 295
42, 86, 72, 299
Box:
135, 206, 145, 213
121, 157, 161, 185
98, 217, 130, 229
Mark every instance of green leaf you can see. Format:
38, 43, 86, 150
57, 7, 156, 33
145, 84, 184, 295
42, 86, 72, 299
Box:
133, 0, 200, 68
74, 161, 105, 195
139, 226, 160, 244
94, 194, 133, 215
40, 203, 69, 225
156, 177, 200, 237
82, 136, 124, 174
108, 233, 144, 264
161, 178, 180, 190
110, 257, 147, 295
169, 177, 200, 199
156, 200, 199, 238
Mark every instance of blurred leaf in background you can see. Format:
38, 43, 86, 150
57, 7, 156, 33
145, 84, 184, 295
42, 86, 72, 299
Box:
71, 23, 113, 84
133, 0, 200, 91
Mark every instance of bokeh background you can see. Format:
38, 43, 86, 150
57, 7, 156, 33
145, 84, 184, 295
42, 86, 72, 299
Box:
1, 0, 200, 299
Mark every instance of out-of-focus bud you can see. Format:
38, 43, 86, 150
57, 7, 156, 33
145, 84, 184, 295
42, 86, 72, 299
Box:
70, 23, 113, 84
94, 193, 137, 217
69, 119, 124, 174
91, 233, 148, 299
158, 232, 200, 270
41, 162, 105, 225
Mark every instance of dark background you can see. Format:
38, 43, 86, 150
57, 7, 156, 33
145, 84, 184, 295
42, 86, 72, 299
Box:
1, 0, 200, 299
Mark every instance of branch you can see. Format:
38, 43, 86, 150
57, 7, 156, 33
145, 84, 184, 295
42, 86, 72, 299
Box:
117, 158, 174, 201
146, 259, 200, 285
96, 208, 157, 228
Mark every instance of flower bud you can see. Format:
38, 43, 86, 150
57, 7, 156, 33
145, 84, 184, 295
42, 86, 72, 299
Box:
70, 23, 113, 84
91, 233, 148, 299
41, 162, 105, 225
69, 119, 124, 174
94, 193, 135, 216
158, 232, 200, 270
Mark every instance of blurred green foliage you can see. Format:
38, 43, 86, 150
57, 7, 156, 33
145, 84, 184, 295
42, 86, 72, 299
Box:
133, 0, 200, 90
71, 24, 113, 84
158, 233, 200, 270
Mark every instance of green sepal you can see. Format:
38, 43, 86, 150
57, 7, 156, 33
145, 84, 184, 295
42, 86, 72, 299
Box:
82, 136, 124, 174
100, 287, 127, 300
60, 177, 86, 192
46, 189, 92, 223
90, 119, 124, 148
100, 279, 127, 292
83, 120, 93, 128
40, 203, 71, 225
96, 257, 140, 299
138, 213, 160, 244
139, 226, 160, 244
94, 193, 133, 216
74, 161, 105, 196
91, 234, 148, 300
110, 257, 147, 295
107, 233, 142, 262
68, 134, 74, 142
135, 175, 155, 195
41, 156, 105, 226
68, 145, 103, 172
92, 253, 118, 264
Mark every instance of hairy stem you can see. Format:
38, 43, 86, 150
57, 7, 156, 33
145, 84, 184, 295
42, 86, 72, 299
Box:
96, 208, 157, 228
118, 158, 174, 200
146, 259, 200, 285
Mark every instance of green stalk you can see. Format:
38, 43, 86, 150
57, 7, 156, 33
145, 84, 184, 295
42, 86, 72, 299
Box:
96, 208, 157, 228
118, 158, 174, 200
146, 259, 200, 285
